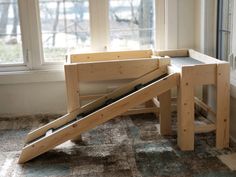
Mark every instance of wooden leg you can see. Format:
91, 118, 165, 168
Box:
64, 64, 82, 142
159, 90, 172, 135
145, 100, 154, 107
177, 68, 195, 151
216, 63, 230, 149
71, 135, 82, 143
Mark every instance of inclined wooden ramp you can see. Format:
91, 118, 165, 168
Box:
18, 68, 179, 164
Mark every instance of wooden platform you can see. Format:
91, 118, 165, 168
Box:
18, 49, 230, 163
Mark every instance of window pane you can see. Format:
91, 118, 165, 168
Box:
109, 0, 155, 50
39, 0, 90, 62
0, 0, 23, 64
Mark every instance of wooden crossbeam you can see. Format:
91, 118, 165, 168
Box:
122, 107, 159, 116
69, 50, 153, 63
19, 73, 179, 163
77, 58, 161, 81
194, 97, 216, 116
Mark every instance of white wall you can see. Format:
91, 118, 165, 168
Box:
0, 80, 67, 116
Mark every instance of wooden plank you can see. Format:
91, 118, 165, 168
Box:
216, 63, 230, 149
218, 153, 236, 171
69, 50, 152, 63
80, 66, 168, 113
194, 97, 216, 116
177, 66, 195, 151
19, 73, 179, 163
77, 58, 159, 81
159, 90, 172, 135
189, 49, 225, 64
64, 64, 80, 113
154, 49, 189, 57
194, 123, 216, 133
152, 97, 176, 112
158, 57, 171, 67
181, 64, 216, 86
80, 93, 106, 101
25, 66, 168, 144
122, 107, 159, 116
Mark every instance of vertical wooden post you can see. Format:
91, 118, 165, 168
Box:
159, 90, 172, 135
216, 63, 230, 148
64, 64, 82, 141
64, 64, 80, 112
177, 67, 195, 150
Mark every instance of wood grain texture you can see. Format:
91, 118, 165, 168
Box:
77, 58, 159, 81
64, 64, 80, 113
24, 66, 168, 144
69, 50, 152, 63
159, 90, 172, 135
177, 66, 195, 151
19, 73, 179, 163
216, 63, 230, 149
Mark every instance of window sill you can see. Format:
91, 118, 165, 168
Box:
0, 69, 65, 85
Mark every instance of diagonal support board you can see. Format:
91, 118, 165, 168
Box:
19, 73, 179, 163
24, 66, 168, 145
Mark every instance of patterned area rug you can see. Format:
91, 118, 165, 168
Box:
0, 113, 236, 177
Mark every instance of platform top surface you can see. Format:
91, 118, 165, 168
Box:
171, 57, 203, 68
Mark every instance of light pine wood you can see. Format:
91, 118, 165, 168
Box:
218, 153, 236, 171
154, 49, 189, 58
25, 66, 168, 144
80, 66, 168, 115
216, 63, 230, 149
80, 93, 106, 101
189, 49, 225, 64
69, 50, 152, 63
177, 66, 195, 151
77, 58, 159, 81
64, 64, 80, 113
159, 90, 172, 135
194, 97, 216, 116
19, 73, 179, 163
194, 123, 216, 133
123, 107, 160, 116
64, 64, 82, 141
178, 64, 216, 86
21, 49, 231, 161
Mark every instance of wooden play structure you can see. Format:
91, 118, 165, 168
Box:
18, 49, 230, 163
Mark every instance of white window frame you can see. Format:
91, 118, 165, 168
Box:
0, 0, 165, 73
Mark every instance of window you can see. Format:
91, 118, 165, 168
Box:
0, 0, 163, 71
39, 0, 90, 62
0, 0, 23, 65
109, 0, 155, 50
217, 0, 235, 69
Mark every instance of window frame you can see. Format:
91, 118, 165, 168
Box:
0, 0, 165, 72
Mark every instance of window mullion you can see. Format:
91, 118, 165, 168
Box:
18, 0, 30, 67
155, 0, 165, 50
21, 0, 43, 69
89, 0, 109, 51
